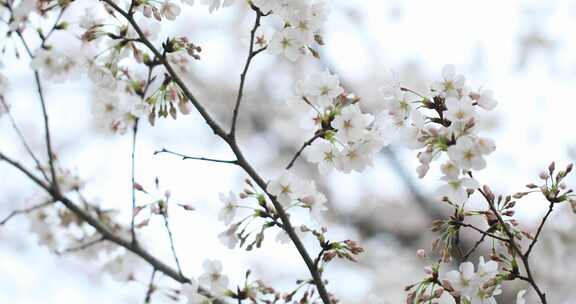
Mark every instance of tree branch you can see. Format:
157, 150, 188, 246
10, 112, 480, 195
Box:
477, 186, 547, 304
96, 2, 333, 302
154, 148, 239, 165
0, 200, 54, 225
0, 97, 50, 183
0, 151, 222, 302
229, 5, 265, 137
286, 131, 324, 170
524, 202, 554, 258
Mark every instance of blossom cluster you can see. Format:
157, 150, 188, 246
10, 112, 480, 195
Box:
380, 65, 498, 205
444, 257, 502, 304
252, 0, 330, 61
215, 173, 327, 250
288, 70, 390, 174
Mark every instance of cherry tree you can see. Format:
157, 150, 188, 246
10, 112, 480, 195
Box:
0, 1, 575, 304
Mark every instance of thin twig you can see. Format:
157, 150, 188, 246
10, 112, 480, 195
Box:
285, 131, 324, 170
0, 97, 50, 182
144, 268, 157, 304
154, 148, 238, 165
477, 186, 547, 304
131, 120, 139, 244
453, 221, 509, 242
464, 232, 488, 260
524, 202, 554, 258
229, 5, 265, 137
56, 236, 105, 255
0, 201, 54, 225
15, 30, 60, 193
161, 209, 184, 276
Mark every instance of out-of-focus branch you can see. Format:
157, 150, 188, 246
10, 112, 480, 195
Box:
0, 97, 50, 183
0, 151, 221, 302
0, 200, 54, 225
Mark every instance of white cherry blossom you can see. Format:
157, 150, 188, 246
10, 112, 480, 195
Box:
267, 171, 302, 206
447, 136, 487, 171
437, 176, 479, 204
471, 88, 498, 111
307, 139, 340, 174
331, 104, 374, 142
199, 260, 229, 294
160, 1, 181, 20
432, 64, 465, 98
217, 191, 238, 225
268, 28, 303, 62
218, 223, 239, 249
201, 0, 234, 13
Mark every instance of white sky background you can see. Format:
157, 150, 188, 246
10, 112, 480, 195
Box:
1, 0, 576, 303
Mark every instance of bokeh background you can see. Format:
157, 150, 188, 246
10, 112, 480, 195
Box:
1, 0, 576, 303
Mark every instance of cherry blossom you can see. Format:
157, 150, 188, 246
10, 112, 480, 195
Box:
217, 191, 238, 225
30, 49, 80, 83
431, 64, 465, 98
437, 176, 479, 204
307, 139, 340, 174
268, 28, 303, 62
331, 104, 374, 142
199, 260, 229, 294
267, 171, 302, 206
201, 0, 234, 13
160, 1, 182, 20
218, 223, 239, 249
447, 136, 487, 171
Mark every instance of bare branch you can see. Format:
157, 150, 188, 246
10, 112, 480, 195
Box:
154, 148, 239, 165
0, 201, 54, 225
524, 202, 554, 258
144, 268, 157, 304
131, 121, 139, 244
229, 5, 266, 137
286, 131, 324, 170
161, 208, 184, 277
0, 97, 50, 183
56, 236, 106, 255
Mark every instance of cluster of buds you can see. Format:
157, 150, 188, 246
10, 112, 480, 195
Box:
132, 181, 195, 228
145, 75, 192, 125
163, 37, 202, 60
322, 239, 365, 263
404, 263, 445, 304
